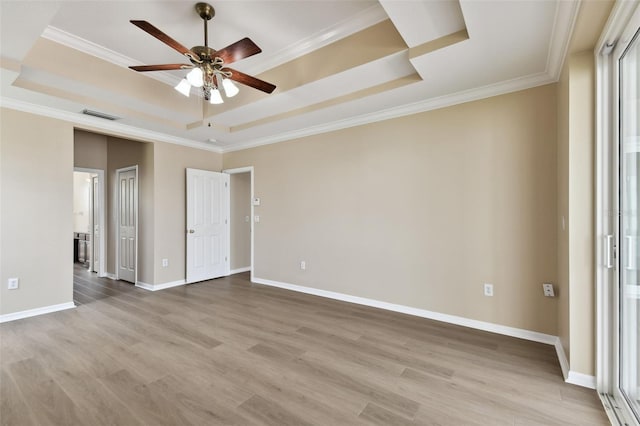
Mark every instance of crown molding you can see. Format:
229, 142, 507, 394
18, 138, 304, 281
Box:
545, 0, 581, 80
41, 4, 387, 83
41, 26, 181, 87
222, 71, 555, 153
0, 97, 222, 153
240, 4, 389, 76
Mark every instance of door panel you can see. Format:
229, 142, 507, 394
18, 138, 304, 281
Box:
186, 169, 229, 283
619, 24, 640, 420
118, 169, 136, 283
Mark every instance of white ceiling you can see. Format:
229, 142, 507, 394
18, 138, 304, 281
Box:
0, 0, 578, 153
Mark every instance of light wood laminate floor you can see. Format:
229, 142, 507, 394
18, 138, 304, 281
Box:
2, 271, 608, 425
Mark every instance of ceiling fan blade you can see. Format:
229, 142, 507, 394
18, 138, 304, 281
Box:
130, 20, 199, 62
215, 38, 262, 65
226, 68, 276, 94
129, 64, 193, 72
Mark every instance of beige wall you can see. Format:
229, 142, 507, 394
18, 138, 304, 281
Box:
557, 61, 571, 362
153, 142, 222, 284
1, 108, 74, 314
73, 129, 107, 170
230, 172, 252, 271
74, 130, 222, 286
106, 137, 154, 284
568, 51, 595, 375
224, 84, 558, 335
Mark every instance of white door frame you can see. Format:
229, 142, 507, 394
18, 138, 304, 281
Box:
74, 167, 106, 277
223, 166, 255, 282
595, 2, 640, 425
115, 165, 139, 284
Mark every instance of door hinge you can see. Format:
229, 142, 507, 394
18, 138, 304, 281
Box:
225, 219, 228, 225
225, 181, 228, 188
225, 256, 228, 262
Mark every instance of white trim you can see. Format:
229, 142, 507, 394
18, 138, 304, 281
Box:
230, 267, 251, 274
106, 273, 117, 280
545, 0, 581, 79
42, 26, 180, 87
555, 339, 570, 381
567, 371, 597, 389
241, 4, 388, 75
135, 279, 186, 291
222, 72, 555, 153
0, 302, 75, 323
42, 5, 387, 80
252, 277, 557, 345
0, 97, 222, 154
253, 276, 605, 389
223, 167, 255, 282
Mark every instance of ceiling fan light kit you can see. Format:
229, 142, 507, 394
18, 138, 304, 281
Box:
129, 2, 276, 104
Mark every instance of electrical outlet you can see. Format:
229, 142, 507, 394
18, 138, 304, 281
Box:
162, 259, 169, 268
7, 278, 19, 290
484, 283, 493, 297
300, 261, 306, 270
254, 215, 260, 223
543, 283, 555, 297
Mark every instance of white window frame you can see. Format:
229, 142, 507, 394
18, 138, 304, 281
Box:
596, 2, 640, 425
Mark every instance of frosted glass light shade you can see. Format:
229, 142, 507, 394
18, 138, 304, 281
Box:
174, 79, 191, 97
209, 89, 224, 104
222, 78, 239, 97
186, 67, 204, 87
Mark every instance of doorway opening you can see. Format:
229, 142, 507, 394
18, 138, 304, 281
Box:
224, 167, 254, 280
73, 168, 105, 277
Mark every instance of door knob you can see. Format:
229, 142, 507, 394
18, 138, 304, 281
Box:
188, 229, 195, 233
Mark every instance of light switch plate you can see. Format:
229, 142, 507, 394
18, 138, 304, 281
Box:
254, 215, 260, 223
253, 197, 261, 206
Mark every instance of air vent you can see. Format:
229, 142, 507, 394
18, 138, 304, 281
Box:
81, 109, 120, 121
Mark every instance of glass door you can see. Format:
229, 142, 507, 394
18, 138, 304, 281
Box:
618, 15, 640, 424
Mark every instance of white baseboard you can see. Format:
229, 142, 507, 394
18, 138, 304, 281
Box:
554, 337, 596, 389
566, 371, 597, 389
135, 279, 186, 291
252, 277, 600, 389
106, 273, 117, 280
0, 302, 76, 323
555, 339, 570, 380
230, 267, 251, 274
252, 277, 557, 345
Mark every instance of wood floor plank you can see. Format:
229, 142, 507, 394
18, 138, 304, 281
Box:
0, 269, 609, 425
0, 368, 37, 426
238, 394, 314, 426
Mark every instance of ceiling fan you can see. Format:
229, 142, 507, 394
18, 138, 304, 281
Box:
129, 2, 276, 104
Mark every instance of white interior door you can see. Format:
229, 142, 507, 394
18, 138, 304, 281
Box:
118, 168, 136, 283
186, 168, 229, 283
92, 176, 100, 273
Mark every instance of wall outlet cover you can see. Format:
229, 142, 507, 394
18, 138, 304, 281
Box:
7, 278, 19, 290
484, 283, 493, 297
543, 283, 555, 297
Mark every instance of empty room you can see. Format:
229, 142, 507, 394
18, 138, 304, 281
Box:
1, 0, 638, 425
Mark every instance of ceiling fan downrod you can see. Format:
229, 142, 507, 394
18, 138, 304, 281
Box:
195, 2, 215, 48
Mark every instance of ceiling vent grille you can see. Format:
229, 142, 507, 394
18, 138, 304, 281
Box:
81, 109, 120, 121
